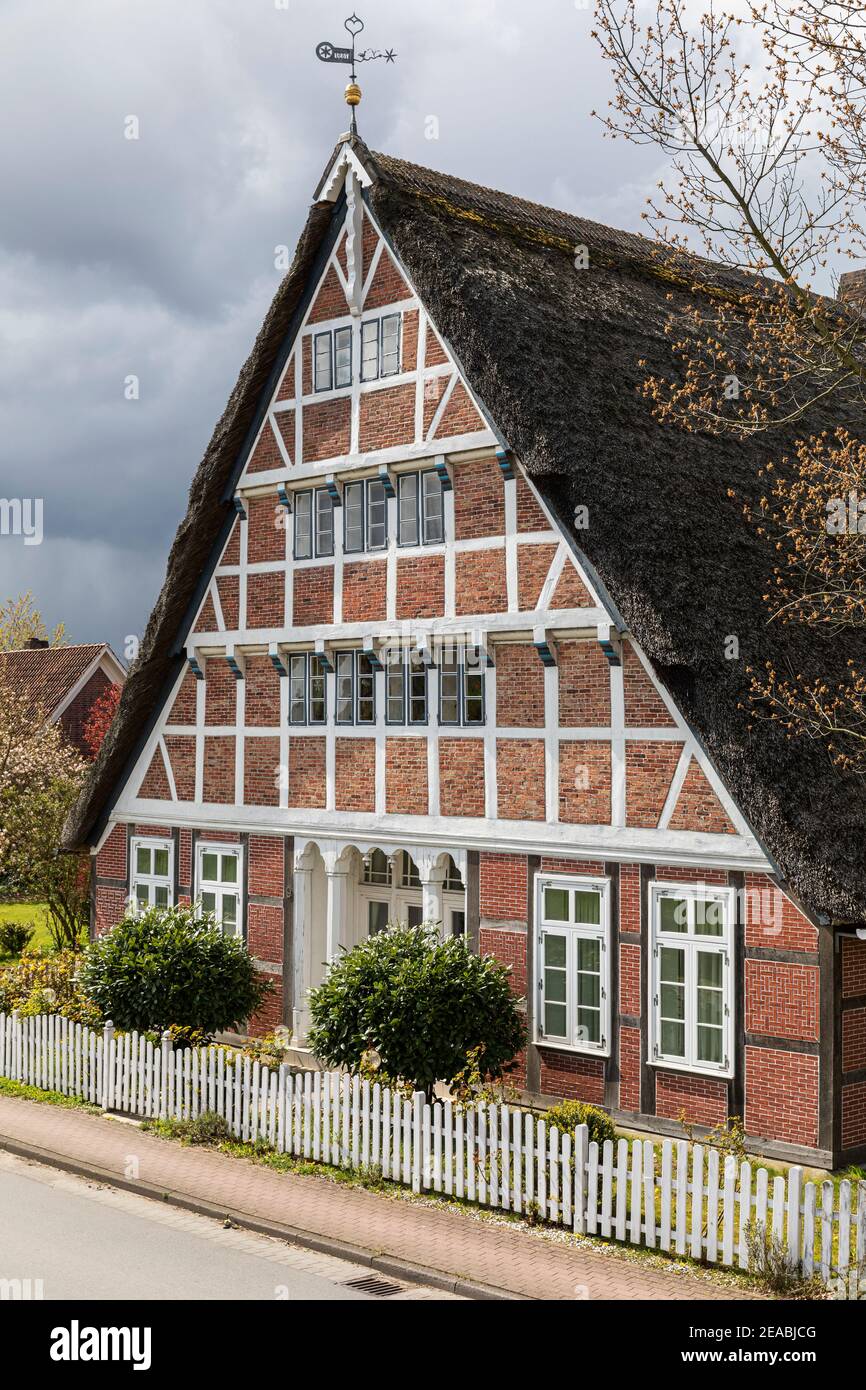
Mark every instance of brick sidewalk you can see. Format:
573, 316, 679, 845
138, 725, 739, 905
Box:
0, 1094, 758, 1301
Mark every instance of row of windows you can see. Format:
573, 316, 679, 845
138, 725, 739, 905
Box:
288, 649, 485, 727
313, 314, 401, 393
536, 877, 733, 1076
293, 470, 445, 560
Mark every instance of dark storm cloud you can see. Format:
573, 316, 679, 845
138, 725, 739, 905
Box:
0, 0, 656, 653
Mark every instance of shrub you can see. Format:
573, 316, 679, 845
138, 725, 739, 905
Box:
77, 905, 271, 1037
544, 1099, 617, 1147
0, 948, 100, 1025
745, 1221, 827, 1299
164, 1111, 231, 1147
0, 920, 35, 957
308, 924, 524, 1100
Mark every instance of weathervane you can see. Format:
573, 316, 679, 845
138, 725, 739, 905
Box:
316, 13, 396, 135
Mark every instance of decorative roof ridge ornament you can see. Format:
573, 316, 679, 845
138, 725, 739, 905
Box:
316, 13, 396, 136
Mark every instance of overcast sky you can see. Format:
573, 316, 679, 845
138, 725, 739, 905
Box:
0, 0, 797, 655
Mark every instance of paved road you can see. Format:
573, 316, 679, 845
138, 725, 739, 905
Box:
0, 1150, 460, 1301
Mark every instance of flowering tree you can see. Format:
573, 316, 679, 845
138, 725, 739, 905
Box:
0, 677, 88, 948
593, 0, 866, 769
82, 682, 122, 759
0, 592, 64, 650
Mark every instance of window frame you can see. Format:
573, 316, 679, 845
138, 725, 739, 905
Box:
397, 468, 445, 548
287, 652, 327, 726
335, 649, 376, 726
438, 649, 486, 727
534, 873, 611, 1056
195, 842, 243, 940
343, 477, 388, 555
293, 487, 334, 560
130, 835, 174, 914
360, 312, 402, 382
648, 881, 735, 1079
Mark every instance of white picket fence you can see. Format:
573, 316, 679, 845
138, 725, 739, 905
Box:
1, 1010, 863, 1294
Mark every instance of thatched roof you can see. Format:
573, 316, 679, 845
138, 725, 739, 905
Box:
64, 138, 866, 923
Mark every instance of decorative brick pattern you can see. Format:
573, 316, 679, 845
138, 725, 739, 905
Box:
243, 737, 280, 807
95, 886, 126, 937
216, 576, 239, 630
559, 741, 611, 824
842, 936, 866, 997
495, 644, 545, 726
479, 853, 527, 922
557, 641, 610, 726
203, 735, 235, 804
178, 829, 192, 892
479, 927, 527, 997
539, 1050, 606, 1104
669, 758, 736, 835
246, 572, 284, 629
343, 560, 387, 623
248, 835, 285, 897
359, 383, 415, 452
622, 644, 675, 727
165, 736, 195, 801
168, 670, 198, 725
308, 265, 348, 323
744, 1047, 819, 1146
335, 738, 376, 812
205, 659, 237, 726
247, 903, 283, 963
385, 738, 428, 814
517, 543, 556, 612
455, 548, 507, 615
744, 874, 818, 951
396, 554, 445, 618
302, 397, 350, 463
96, 823, 127, 880
138, 749, 172, 800
620, 943, 641, 1017
619, 1026, 641, 1112
496, 739, 545, 821
842, 1081, 866, 1148
842, 1007, 866, 1073
655, 1071, 728, 1128
745, 960, 819, 1042
293, 567, 334, 626
516, 475, 549, 532
249, 980, 284, 1038
439, 738, 486, 817
244, 656, 281, 728
288, 737, 326, 809
625, 741, 682, 828
454, 457, 504, 539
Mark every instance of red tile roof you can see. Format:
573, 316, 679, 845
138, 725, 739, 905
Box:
0, 644, 108, 721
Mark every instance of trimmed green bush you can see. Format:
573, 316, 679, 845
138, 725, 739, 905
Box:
0, 920, 35, 957
544, 1099, 617, 1146
308, 924, 524, 1099
77, 905, 270, 1038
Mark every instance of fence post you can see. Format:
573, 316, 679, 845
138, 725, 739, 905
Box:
160, 1030, 173, 1120
786, 1166, 803, 1272
11, 1008, 20, 1084
101, 1021, 115, 1111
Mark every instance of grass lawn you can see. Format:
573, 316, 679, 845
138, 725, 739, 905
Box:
0, 902, 54, 955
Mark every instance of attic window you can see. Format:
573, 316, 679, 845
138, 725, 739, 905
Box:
361, 314, 401, 381
314, 327, 352, 393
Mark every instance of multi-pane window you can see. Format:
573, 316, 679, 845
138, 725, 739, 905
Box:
313, 326, 352, 392
385, 651, 428, 724
335, 650, 376, 724
362, 849, 392, 886
344, 478, 387, 553
361, 313, 401, 381
397, 470, 445, 546
650, 884, 733, 1075
439, 648, 485, 726
130, 837, 173, 913
196, 845, 242, 939
535, 876, 610, 1054
294, 489, 334, 559
288, 653, 327, 725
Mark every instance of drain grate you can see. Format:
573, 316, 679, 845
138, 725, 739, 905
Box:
344, 1273, 403, 1298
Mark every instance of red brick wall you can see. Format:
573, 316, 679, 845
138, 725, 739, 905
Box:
138, 749, 172, 800
435, 381, 484, 438
622, 644, 676, 727
455, 549, 507, 615
246, 571, 284, 629
479, 927, 527, 997
539, 1050, 605, 1104
288, 737, 326, 808
655, 1071, 728, 1128
246, 420, 283, 473
95, 886, 127, 936
842, 936, 866, 997
303, 397, 350, 462
619, 1026, 641, 1112
744, 961, 819, 1042
744, 875, 817, 951
496, 739, 545, 820
293, 567, 334, 625
744, 1046, 819, 1146
244, 657, 281, 727
247, 906, 283, 963
96, 823, 127, 880
479, 853, 527, 922
495, 644, 545, 726
248, 979, 284, 1039
516, 475, 549, 532
359, 384, 415, 452
248, 835, 284, 898
216, 576, 239, 630
668, 759, 736, 834
203, 735, 235, 804
363, 255, 410, 311
842, 1007, 866, 1072
335, 737, 376, 812
842, 1082, 866, 1149
517, 543, 556, 611
246, 497, 284, 563
308, 265, 348, 322
169, 670, 198, 725
385, 738, 428, 814
454, 458, 504, 539
439, 738, 485, 817
243, 737, 280, 806
620, 943, 641, 1016
165, 736, 195, 800
402, 309, 419, 370
396, 554, 445, 618
557, 642, 610, 726
205, 660, 236, 725
558, 741, 611, 824
625, 741, 681, 828
343, 560, 387, 623
59, 667, 114, 755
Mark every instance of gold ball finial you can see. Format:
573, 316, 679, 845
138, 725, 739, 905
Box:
345, 80, 362, 108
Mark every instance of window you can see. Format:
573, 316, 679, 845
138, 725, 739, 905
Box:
407, 652, 428, 724
397, 470, 445, 546
535, 875, 610, 1054
362, 849, 392, 886
197, 845, 242, 939
439, 648, 485, 726
344, 478, 387, 554
400, 855, 422, 889
335, 650, 376, 725
386, 652, 428, 725
313, 327, 352, 392
288, 653, 327, 724
360, 313, 401, 381
130, 837, 173, 912
294, 489, 334, 559
650, 884, 733, 1076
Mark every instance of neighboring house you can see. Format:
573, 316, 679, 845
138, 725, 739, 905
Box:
1, 639, 126, 757
63, 137, 866, 1169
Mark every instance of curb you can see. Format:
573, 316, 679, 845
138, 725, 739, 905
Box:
0, 1129, 523, 1302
